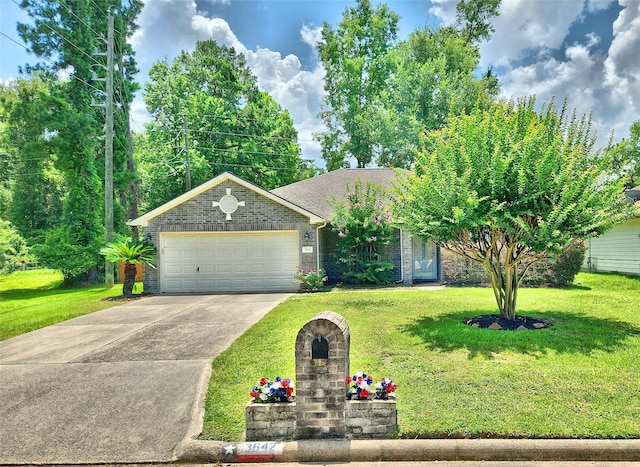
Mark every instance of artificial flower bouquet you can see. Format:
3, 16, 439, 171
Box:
346, 372, 397, 400
250, 376, 294, 403
374, 377, 398, 400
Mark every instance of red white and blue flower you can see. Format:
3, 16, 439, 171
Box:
250, 376, 294, 403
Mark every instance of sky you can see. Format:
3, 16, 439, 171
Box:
1, 0, 639, 168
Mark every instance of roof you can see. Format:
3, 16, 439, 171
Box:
128, 172, 324, 227
271, 168, 405, 219
625, 186, 640, 216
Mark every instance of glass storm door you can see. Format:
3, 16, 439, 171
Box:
412, 237, 437, 281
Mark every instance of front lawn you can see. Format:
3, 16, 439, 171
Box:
201, 272, 640, 440
0, 269, 124, 341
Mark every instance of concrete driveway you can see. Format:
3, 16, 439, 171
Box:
0, 293, 290, 465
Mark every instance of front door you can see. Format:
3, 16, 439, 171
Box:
412, 237, 438, 281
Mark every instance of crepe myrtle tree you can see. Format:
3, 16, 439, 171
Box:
393, 97, 634, 320
331, 179, 395, 284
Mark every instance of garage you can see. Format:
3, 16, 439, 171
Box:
161, 231, 300, 293
128, 172, 324, 294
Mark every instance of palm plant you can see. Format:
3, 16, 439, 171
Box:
100, 238, 156, 296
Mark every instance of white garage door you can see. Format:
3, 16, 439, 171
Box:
161, 231, 300, 293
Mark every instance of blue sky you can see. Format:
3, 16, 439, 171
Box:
1, 0, 639, 166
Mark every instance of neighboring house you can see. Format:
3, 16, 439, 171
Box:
128, 169, 440, 294
584, 186, 640, 275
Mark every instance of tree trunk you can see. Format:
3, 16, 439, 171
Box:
123, 261, 137, 296
484, 258, 519, 321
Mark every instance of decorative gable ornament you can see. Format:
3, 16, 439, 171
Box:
213, 188, 246, 220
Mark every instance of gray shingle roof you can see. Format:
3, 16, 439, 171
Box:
271, 168, 405, 219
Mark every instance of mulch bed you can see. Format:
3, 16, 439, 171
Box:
464, 314, 553, 331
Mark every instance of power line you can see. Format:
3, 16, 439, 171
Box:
173, 144, 302, 160
0, 30, 104, 94
35, 19, 102, 68
199, 113, 324, 127
87, 0, 109, 20
57, 1, 105, 42
187, 127, 312, 143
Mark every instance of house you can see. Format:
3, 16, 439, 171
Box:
128, 169, 440, 294
583, 186, 640, 275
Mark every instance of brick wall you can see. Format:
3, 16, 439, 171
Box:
245, 402, 296, 441
245, 398, 397, 441
141, 180, 317, 293
345, 399, 397, 439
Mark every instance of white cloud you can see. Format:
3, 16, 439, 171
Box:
488, 0, 640, 144
585, 0, 616, 12
191, 15, 244, 50
605, 0, 640, 81
480, 0, 583, 68
301, 24, 322, 49
243, 46, 325, 163
428, 0, 458, 25
129, 0, 326, 163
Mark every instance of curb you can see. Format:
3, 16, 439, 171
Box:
177, 438, 640, 464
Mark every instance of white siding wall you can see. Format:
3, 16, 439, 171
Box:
584, 217, 640, 275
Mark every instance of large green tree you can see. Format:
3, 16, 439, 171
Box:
394, 97, 634, 320
318, 0, 399, 170
141, 39, 306, 209
376, 25, 499, 168
455, 0, 501, 44
0, 77, 65, 245
17, 0, 143, 281
607, 120, 640, 189
317, 0, 500, 170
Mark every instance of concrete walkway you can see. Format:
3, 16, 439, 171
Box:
0, 293, 291, 465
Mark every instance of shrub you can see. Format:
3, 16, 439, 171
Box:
548, 245, 586, 287
294, 266, 327, 292
442, 246, 586, 288
0, 219, 28, 274
32, 227, 99, 284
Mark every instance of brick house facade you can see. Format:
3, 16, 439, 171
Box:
129, 170, 440, 294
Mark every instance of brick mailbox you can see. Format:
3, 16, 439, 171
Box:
245, 311, 396, 441
295, 311, 350, 439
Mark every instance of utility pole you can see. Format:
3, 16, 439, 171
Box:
104, 13, 115, 289
183, 114, 191, 191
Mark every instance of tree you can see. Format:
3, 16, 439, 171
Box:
393, 97, 634, 320
0, 76, 65, 245
455, 0, 501, 44
141, 39, 305, 208
100, 238, 156, 296
330, 179, 395, 284
18, 0, 143, 280
607, 120, 640, 189
317, 0, 399, 169
316, 0, 500, 170
376, 26, 499, 168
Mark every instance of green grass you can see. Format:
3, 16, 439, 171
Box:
200, 272, 640, 440
0, 269, 125, 341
